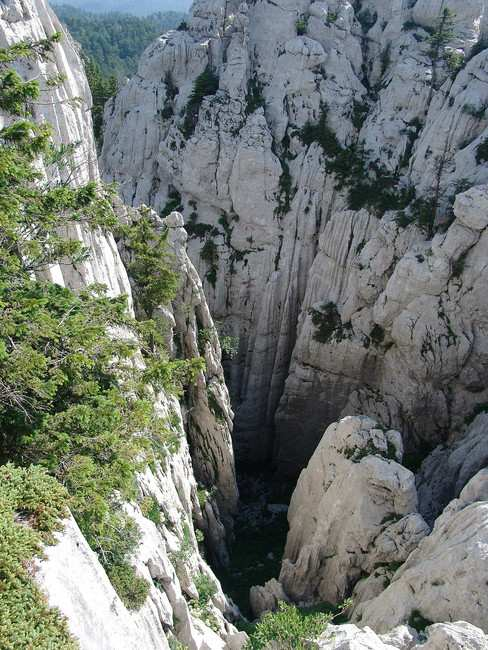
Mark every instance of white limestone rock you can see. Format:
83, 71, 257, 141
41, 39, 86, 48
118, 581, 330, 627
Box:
278, 416, 429, 604
413, 622, 488, 649
35, 516, 171, 650
101, 0, 488, 477
352, 470, 488, 633
249, 578, 289, 618
314, 622, 488, 650
416, 412, 488, 524
316, 623, 417, 650
276, 182, 488, 474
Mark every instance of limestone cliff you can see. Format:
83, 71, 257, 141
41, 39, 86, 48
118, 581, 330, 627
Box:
252, 416, 488, 645
0, 1, 243, 648
102, 0, 488, 476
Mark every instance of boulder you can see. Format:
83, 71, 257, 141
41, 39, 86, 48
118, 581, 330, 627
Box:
352, 470, 488, 633
279, 416, 429, 604
315, 622, 488, 650
413, 622, 488, 649
249, 579, 289, 618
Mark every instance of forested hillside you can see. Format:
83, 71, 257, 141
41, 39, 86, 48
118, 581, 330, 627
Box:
55, 5, 185, 77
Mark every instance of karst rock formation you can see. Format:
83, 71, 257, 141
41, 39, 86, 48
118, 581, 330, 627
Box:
3, 0, 488, 647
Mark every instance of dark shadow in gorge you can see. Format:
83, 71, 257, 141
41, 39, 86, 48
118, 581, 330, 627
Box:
213, 464, 294, 619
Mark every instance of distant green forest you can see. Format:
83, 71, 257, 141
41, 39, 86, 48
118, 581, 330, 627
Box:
55, 4, 186, 77
54, 5, 186, 146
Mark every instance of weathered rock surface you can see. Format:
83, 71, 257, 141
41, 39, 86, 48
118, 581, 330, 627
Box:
316, 624, 417, 650
102, 0, 488, 475
249, 578, 289, 619
315, 621, 488, 649
413, 622, 488, 649
35, 516, 171, 650
352, 469, 488, 633
278, 416, 429, 604
276, 182, 488, 474
0, 1, 242, 648
416, 412, 488, 524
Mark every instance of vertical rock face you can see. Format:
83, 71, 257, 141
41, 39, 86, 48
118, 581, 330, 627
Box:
102, 0, 488, 474
0, 1, 242, 648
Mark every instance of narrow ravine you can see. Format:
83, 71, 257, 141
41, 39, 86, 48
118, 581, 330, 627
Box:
215, 468, 291, 618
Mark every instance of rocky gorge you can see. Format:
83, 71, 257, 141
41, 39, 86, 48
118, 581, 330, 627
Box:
2, 0, 488, 648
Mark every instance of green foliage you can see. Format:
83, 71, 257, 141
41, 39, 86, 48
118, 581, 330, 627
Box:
55, 5, 184, 78
357, 8, 377, 32
162, 188, 183, 217
170, 522, 194, 567
296, 17, 308, 35
200, 239, 219, 288
194, 573, 218, 605
245, 601, 333, 650
120, 209, 180, 317
106, 562, 150, 610
84, 56, 118, 147
220, 334, 239, 359
476, 138, 488, 164
462, 102, 488, 119
342, 439, 397, 463
0, 464, 78, 649
189, 573, 219, 631
182, 66, 219, 138
328, 144, 415, 216
380, 43, 392, 77
54, 6, 184, 143
168, 637, 189, 650
408, 610, 433, 633
327, 11, 338, 24
310, 302, 351, 344
140, 494, 161, 525
246, 75, 265, 115
0, 35, 204, 615
370, 324, 385, 347
402, 20, 420, 32
197, 486, 209, 509
351, 100, 369, 130
186, 215, 217, 240
162, 71, 179, 119
444, 49, 464, 74
410, 196, 437, 236
299, 107, 415, 217
426, 8, 464, 76
427, 8, 455, 61
276, 160, 295, 216
299, 105, 341, 157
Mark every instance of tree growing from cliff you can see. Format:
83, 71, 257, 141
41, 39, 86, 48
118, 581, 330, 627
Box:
181, 65, 219, 138
84, 56, 117, 147
0, 33, 204, 618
